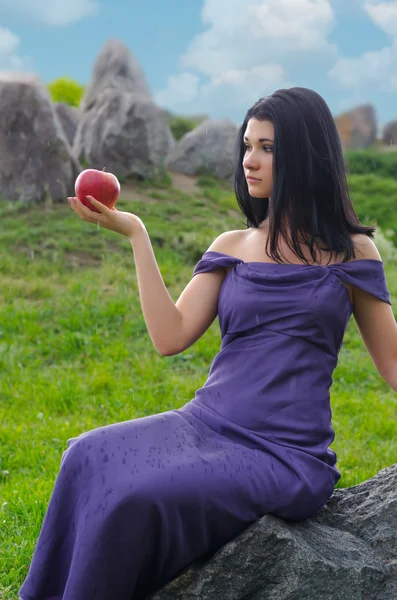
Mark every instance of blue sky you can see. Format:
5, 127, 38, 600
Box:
1, 0, 397, 133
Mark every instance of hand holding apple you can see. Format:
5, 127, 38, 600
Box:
69, 167, 145, 239
75, 168, 120, 213
67, 195, 146, 240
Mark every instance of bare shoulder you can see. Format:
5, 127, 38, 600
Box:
352, 233, 383, 261
202, 230, 246, 276
206, 229, 246, 254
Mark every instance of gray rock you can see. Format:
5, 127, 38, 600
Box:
382, 120, 397, 146
73, 89, 175, 179
55, 102, 79, 147
0, 72, 80, 203
80, 38, 152, 114
147, 463, 397, 599
165, 119, 239, 180
334, 104, 377, 150
73, 39, 174, 179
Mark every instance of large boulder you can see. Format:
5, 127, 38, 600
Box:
79, 38, 152, 113
165, 119, 239, 180
147, 463, 397, 599
334, 104, 377, 151
73, 39, 174, 179
55, 102, 79, 147
382, 120, 397, 146
73, 89, 175, 179
0, 72, 80, 203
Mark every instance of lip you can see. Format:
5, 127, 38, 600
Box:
247, 176, 262, 182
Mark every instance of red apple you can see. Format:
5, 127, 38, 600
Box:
75, 168, 120, 213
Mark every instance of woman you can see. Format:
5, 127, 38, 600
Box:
19, 87, 394, 600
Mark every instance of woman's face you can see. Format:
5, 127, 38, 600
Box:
242, 118, 274, 199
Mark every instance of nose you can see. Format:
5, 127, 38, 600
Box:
243, 149, 260, 171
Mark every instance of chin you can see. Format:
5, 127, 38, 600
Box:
248, 188, 268, 198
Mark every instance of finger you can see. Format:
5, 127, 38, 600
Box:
86, 196, 106, 213
67, 197, 79, 213
71, 197, 88, 216
70, 197, 100, 221
67, 196, 82, 207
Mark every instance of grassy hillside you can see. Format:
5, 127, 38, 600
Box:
1, 173, 396, 598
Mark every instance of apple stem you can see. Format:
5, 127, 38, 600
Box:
102, 167, 106, 172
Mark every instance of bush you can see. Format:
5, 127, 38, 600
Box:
48, 77, 85, 108
348, 173, 397, 248
168, 115, 199, 141
372, 226, 397, 264
345, 149, 397, 180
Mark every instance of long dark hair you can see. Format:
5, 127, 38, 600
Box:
234, 87, 376, 265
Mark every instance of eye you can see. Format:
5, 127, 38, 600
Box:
244, 144, 273, 153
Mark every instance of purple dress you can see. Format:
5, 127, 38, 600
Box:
19, 251, 392, 600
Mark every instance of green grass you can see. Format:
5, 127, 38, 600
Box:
1, 175, 397, 598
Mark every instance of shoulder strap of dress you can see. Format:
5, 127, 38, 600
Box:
330, 260, 391, 305
193, 251, 243, 276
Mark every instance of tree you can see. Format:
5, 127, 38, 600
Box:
48, 77, 85, 107
168, 116, 198, 141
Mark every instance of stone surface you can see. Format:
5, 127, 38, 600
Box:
55, 102, 79, 147
334, 104, 377, 151
0, 72, 80, 203
74, 90, 175, 179
79, 38, 152, 113
166, 119, 239, 180
147, 463, 397, 599
73, 39, 174, 179
382, 120, 397, 146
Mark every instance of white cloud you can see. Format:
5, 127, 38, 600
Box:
0, 27, 19, 57
329, 42, 397, 89
364, 0, 397, 36
0, 27, 32, 71
0, 0, 98, 26
328, 2, 397, 92
155, 64, 292, 118
247, 0, 335, 50
330, 0, 365, 16
182, 0, 336, 77
199, 64, 293, 110
155, 0, 336, 118
155, 73, 200, 110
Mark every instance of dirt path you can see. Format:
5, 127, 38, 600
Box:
168, 171, 199, 194
121, 171, 200, 202
119, 171, 200, 202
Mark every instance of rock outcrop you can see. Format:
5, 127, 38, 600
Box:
73, 39, 174, 179
55, 102, 79, 147
382, 120, 397, 146
147, 463, 397, 599
166, 119, 238, 180
334, 104, 377, 151
79, 38, 152, 112
0, 72, 80, 203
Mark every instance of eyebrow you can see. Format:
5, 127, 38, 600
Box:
243, 136, 274, 143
